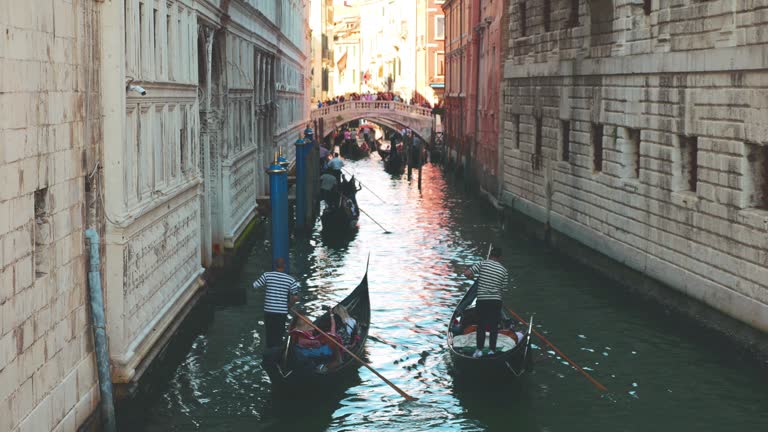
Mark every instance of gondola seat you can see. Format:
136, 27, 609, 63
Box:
450, 333, 520, 355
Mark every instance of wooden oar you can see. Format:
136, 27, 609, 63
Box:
336, 191, 392, 233
342, 168, 387, 204
357, 206, 393, 233
291, 308, 418, 401
505, 306, 608, 393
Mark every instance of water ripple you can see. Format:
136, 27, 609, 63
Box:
120, 158, 768, 432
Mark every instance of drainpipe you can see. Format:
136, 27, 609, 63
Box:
84, 229, 117, 432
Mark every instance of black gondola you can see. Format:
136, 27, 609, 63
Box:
447, 282, 534, 378
320, 176, 360, 232
264, 264, 370, 386
320, 199, 359, 231
383, 144, 404, 174
341, 138, 370, 160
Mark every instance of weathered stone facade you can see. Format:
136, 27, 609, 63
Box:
501, 0, 768, 332
0, 1, 101, 430
1, 0, 309, 430
443, 0, 505, 195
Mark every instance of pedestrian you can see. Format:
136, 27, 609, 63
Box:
252, 257, 301, 349
463, 247, 508, 358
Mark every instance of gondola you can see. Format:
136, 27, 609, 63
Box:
320, 198, 359, 232
320, 176, 360, 232
341, 139, 370, 160
447, 282, 534, 378
264, 263, 370, 386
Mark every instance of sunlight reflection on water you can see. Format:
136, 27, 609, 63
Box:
122, 157, 768, 432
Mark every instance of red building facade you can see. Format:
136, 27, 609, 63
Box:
442, 0, 505, 194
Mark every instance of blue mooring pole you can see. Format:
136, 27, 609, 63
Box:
268, 154, 289, 271
294, 137, 307, 232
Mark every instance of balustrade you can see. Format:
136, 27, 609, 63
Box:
311, 100, 434, 120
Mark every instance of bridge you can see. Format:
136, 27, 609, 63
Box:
310, 100, 435, 141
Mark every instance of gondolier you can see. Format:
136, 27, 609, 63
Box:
253, 258, 301, 349
463, 247, 508, 358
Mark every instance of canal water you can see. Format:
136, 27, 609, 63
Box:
118, 157, 768, 431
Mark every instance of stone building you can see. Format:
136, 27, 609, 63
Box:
415, 0, 446, 105
0, 1, 102, 431
1, 0, 309, 430
443, 0, 505, 194
500, 0, 768, 332
309, 0, 335, 102
333, 14, 362, 96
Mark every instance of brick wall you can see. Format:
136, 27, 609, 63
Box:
0, 0, 100, 430
501, 0, 768, 331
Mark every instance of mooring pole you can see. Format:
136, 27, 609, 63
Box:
418, 137, 423, 190
304, 126, 318, 225
294, 137, 307, 232
407, 132, 413, 181
268, 153, 289, 271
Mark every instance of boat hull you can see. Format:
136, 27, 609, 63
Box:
264, 269, 370, 387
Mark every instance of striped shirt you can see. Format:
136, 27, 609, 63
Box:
253, 271, 301, 314
470, 259, 508, 301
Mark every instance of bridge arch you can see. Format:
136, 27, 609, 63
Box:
311, 101, 435, 142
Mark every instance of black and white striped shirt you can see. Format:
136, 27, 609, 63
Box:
470, 259, 508, 301
253, 271, 301, 314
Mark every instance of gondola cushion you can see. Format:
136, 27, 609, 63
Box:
452, 333, 518, 353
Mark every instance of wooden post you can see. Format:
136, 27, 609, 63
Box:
418, 137, 423, 190
407, 133, 413, 180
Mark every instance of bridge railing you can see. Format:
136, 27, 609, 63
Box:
311, 100, 433, 120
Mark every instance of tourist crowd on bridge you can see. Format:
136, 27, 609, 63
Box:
316, 92, 440, 110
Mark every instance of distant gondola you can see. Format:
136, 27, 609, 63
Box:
447, 282, 534, 378
264, 264, 370, 386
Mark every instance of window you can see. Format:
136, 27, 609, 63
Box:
643, 0, 652, 16
167, 13, 172, 79
34, 188, 50, 278
569, 0, 579, 27
436, 52, 445, 76
592, 123, 604, 172
154, 7, 160, 75
534, 116, 543, 170
514, 115, 521, 149
543, 0, 551, 32
744, 143, 768, 209
180, 110, 187, 173
560, 121, 570, 162
139, 1, 146, 73
436, 16, 445, 40
625, 128, 641, 178
519, 2, 527, 37
679, 136, 698, 192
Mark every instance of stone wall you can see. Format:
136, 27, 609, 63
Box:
102, 0, 205, 385
0, 0, 101, 430
501, 0, 768, 332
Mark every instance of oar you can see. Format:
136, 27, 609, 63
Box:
505, 306, 608, 393
478, 244, 607, 392
358, 206, 393, 234
291, 309, 418, 401
338, 191, 392, 233
341, 168, 388, 204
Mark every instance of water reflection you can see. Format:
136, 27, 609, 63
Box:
120, 156, 768, 432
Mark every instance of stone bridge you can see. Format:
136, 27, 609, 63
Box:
311, 100, 435, 141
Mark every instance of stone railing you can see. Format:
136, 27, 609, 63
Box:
311, 100, 434, 120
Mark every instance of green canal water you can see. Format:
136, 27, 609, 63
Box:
117, 157, 768, 431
